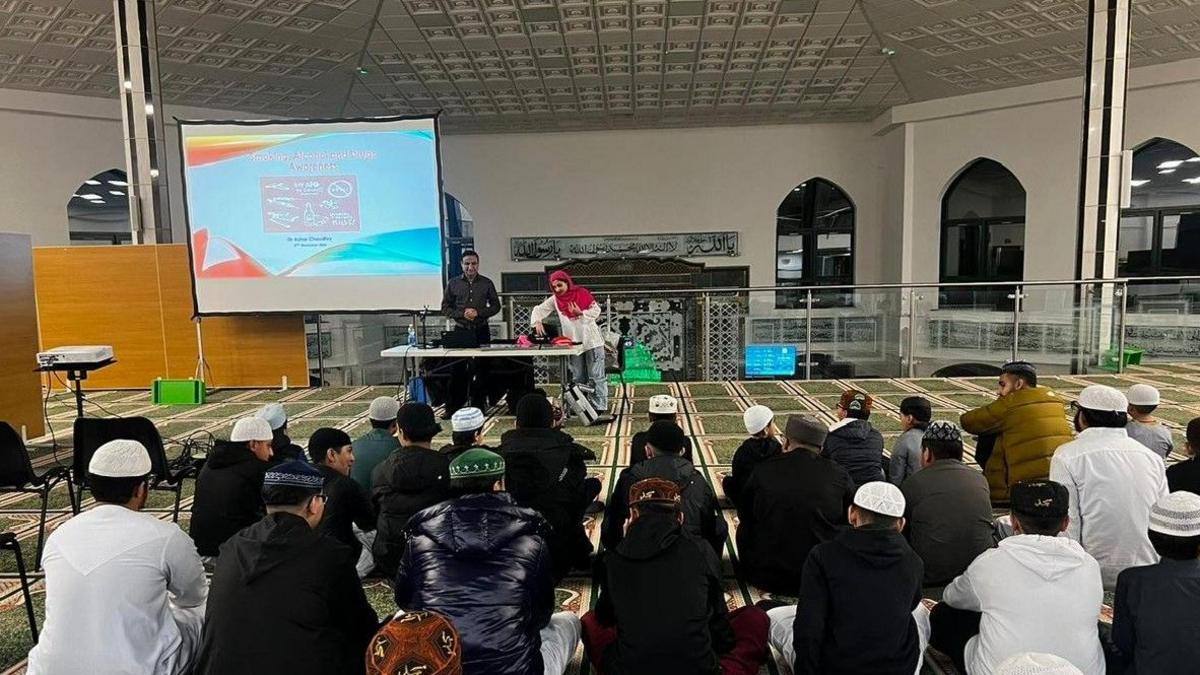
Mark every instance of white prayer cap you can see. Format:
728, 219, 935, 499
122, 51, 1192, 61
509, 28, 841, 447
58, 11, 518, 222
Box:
257, 402, 288, 430
853, 481, 906, 518
994, 652, 1083, 675
1127, 384, 1160, 407
368, 396, 401, 422
231, 416, 274, 443
743, 405, 774, 435
451, 407, 486, 433
88, 439, 152, 478
1076, 385, 1127, 413
1149, 491, 1200, 537
648, 395, 678, 415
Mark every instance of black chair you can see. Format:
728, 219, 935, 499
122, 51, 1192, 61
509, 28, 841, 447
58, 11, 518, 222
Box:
0, 533, 38, 643
72, 417, 198, 522
0, 422, 77, 570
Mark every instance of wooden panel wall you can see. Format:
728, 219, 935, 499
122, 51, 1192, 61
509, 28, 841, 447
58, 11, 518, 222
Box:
0, 233, 45, 437
33, 244, 308, 390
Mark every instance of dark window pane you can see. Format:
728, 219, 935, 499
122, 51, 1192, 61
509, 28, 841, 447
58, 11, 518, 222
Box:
1129, 139, 1200, 210
987, 221, 1025, 279
774, 178, 855, 305
943, 159, 1025, 220
1161, 212, 1200, 275
777, 183, 808, 221
815, 232, 853, 279
1118, 214, 1155, 275
813, 180, 853, 228
943, 224, 983, 278
777, 235, 804, 282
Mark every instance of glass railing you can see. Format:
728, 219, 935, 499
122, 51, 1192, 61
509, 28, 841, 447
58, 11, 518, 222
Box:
306, 276, 1200, 385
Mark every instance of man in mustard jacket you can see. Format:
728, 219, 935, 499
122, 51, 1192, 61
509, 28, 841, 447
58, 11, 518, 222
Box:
960, 361, 1074, 503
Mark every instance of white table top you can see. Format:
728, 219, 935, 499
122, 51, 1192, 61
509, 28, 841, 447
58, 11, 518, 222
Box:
380, 343, 587, 359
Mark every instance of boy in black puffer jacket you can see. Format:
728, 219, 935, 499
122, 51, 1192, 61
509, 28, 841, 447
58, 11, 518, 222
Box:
822, 390, 886, 488
721, 405, 782, 509
395, 448, 581, 675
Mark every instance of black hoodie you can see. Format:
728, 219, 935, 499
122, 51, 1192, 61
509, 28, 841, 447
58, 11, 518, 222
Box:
721, 435, 783, 508
603, 454, 728, 555
194, 512, 379, 675
189, 440, 270, 556
792, 525, 923, 675
370, 445, 451, 579
821, 419, 886, 488
595, 512, 735, 675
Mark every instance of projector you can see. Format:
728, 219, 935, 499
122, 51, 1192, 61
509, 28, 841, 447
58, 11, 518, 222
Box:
36, 345, 114, 368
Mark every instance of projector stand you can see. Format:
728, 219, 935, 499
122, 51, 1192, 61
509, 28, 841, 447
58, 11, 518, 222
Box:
36, 359, 116, 419
194, 318, 212, 386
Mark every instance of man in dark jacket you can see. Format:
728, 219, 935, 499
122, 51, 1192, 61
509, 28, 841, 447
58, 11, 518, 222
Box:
308, 427, 375, 559
603, 420, 727, 556
721, 405, 782, 509
822, 390, 886, 487
257, 402, 306, 463
190, 416, 274, 559
900, 421, 994, 586
371, 402, 451, 579
629, 394, 693, 465
395, 448, 581, 675
582, 478, 770, 675
194, 461, 379, 675
766, 481, 928, 675
498, 393, 599, 580
1113, 490, 1200, 674
737, 415, 853, 595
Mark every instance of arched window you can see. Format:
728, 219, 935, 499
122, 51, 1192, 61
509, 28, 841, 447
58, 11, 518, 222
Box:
1119, 138, 1200, 277
443, 192, 475, 283
940, 159, 1026, 290
67, 169, 131, 245
775, 178, 855, 308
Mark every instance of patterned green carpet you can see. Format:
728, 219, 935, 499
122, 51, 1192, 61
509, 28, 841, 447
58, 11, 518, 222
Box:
2, 364, 1199, 674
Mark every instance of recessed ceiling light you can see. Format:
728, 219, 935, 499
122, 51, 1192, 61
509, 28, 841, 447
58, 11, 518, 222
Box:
109, 190, 124, 196
108, 179, 128, 186
1188, 157, 1200, 163
79, 193, 102, 200
1130, 179, 1150, 187
84, 179, 101, 185
1183, 177, 1200, 184
1159, 169, 1176, 174
1158, 160, 1184, 169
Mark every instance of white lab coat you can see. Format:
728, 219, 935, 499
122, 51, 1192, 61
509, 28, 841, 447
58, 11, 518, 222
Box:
943, 535, 1106, 675
27, 505, 208, 675
529, 295, 605, 350
1049, 426, 1168, 590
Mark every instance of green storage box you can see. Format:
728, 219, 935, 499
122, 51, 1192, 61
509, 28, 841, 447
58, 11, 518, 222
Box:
152, 379, 206, 405
1099, 346, 1145, 373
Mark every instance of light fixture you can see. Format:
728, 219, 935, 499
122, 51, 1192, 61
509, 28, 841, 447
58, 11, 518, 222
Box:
880, 47, 896, 56
144, 103, 154, 115
1183, 177, 1200, 184
1189, 156, 1200, 163
1130, 179, 1150, 187
149, 168, 160, 178
108, 179, 128, 186
109, 190, 124, 196
1158, 159, 1184, 169
356, 66, 369, 75
79, 193, 102, 200
123, 80, 132, 90
92, 200, 106, 205
84, 179, 101, 185
1159, 169, 1176, 174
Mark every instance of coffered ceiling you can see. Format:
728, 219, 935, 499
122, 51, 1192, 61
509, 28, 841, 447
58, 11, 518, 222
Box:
0, 0, 1197, 133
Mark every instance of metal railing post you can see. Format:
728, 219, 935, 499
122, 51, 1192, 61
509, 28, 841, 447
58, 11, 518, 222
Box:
507, 296, 514, 334
703, 292, 712, 381
906, 287, 917, 379
804, 289, 813, 381
315, 313, 324, 387
1116, 281, 1129, 374
1009, 284, 1024, 363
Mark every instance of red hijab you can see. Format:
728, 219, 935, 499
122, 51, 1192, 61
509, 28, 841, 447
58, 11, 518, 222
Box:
549, 270, 595, 318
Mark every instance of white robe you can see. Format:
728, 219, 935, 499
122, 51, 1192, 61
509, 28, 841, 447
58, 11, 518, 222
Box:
27, 504, 208, 675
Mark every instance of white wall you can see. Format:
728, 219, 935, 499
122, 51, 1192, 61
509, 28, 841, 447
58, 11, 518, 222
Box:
440, 122, 888, 286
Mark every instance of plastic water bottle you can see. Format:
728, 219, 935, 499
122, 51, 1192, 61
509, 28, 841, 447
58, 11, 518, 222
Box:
407, 325, 417, 347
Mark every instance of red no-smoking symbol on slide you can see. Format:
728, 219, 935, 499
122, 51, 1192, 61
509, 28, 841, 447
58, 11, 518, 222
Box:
328, 180, 354, 198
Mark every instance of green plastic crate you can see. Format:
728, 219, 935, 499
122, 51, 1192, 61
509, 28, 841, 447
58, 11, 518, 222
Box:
1099, 346, 1145, 372
151, 379, 206, 405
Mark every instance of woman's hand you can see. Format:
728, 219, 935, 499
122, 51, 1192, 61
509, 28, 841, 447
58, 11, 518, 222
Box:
533, 322, 546, 337
568, 301, 582, 315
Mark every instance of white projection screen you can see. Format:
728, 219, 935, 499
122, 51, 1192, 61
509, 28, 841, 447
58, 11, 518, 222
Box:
179, 115, 445, 315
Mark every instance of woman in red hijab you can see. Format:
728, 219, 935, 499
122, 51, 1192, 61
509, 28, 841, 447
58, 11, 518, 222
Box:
530, 270, 611, 421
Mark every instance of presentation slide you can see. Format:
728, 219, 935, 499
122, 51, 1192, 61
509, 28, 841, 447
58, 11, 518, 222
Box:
180, 115, 444, 314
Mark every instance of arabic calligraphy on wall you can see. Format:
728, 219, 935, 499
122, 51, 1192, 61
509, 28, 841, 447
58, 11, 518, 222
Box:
510, 232, 739, 261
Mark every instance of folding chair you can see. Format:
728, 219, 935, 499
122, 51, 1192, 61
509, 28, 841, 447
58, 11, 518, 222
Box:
0, 422, 77, 569
73, 417, 198, 522
0, 532, 38, 643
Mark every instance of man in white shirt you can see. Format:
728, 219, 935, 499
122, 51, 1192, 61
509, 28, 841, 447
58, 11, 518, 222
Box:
929, 480, 1105, 675
27, 440, 207, 675
1049, 384, 1168, 589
